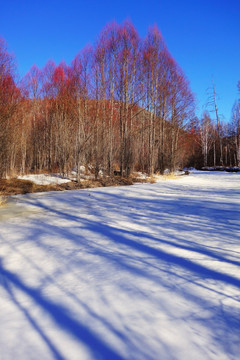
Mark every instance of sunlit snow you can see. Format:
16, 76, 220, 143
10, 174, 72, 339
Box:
17, 174, 71, 185
0, 171, 239, 360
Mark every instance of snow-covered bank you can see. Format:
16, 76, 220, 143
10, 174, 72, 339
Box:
0, 171, 240, 360
17, 174, 72, 185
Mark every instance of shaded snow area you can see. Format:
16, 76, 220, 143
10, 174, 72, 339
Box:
0, 171, 240, 360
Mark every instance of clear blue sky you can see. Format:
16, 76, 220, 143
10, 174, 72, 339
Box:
1, 0, 240, 122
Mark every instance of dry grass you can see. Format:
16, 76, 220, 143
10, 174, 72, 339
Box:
161, 173, 178, 180
148, 175, 156, 184
0, 176, 135, 196
0, 171, 190, 198
0, 195, 7, 207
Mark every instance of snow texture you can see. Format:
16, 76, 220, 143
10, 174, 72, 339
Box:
17, 174, 71, 185
0, 171, 240, 360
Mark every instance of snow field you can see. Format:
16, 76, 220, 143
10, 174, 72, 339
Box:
0, 171, 240, 360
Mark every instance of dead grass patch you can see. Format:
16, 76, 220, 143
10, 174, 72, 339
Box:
0, 176, 136, 196
148, 175, 156, 184
161, 173, 178, 180
0, 195, 7, 207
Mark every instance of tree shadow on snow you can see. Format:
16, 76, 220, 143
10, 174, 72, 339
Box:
2, 184, 240, 359
0, 258, 125, 360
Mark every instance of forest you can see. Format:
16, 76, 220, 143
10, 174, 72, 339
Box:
0, 20, 240, 180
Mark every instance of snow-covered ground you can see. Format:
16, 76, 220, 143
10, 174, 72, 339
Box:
0, 171, 239, 360
17, 174, 72, 185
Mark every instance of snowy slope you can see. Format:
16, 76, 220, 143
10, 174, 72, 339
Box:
0, 171, 239, 360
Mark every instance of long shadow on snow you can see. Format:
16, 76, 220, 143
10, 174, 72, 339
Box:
19, 216, 239, 304
20, 205, 240, 357
0, 234, 133, 359
5, 191, 240, 358
0, 259, 125, 360
1, 262, 66, 360
18, 195, 240, 306
75, 216, 240, 290
86, 189, 240, 250
25, 190, 240, 267
7, 218, 239, 358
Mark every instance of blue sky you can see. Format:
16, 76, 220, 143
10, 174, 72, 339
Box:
1, 0, 240, 122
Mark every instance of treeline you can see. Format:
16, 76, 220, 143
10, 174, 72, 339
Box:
188, 103, 240, 169
1, 21, 239, 180
0, 21, 196, 179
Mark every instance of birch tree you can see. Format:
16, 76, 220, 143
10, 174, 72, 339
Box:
231, 100, 240, 166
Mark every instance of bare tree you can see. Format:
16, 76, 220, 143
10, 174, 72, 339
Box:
0, 37, 20, 178
206, 80, 223, 166
199, 111, 214, 167
231, 100, 240, 166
